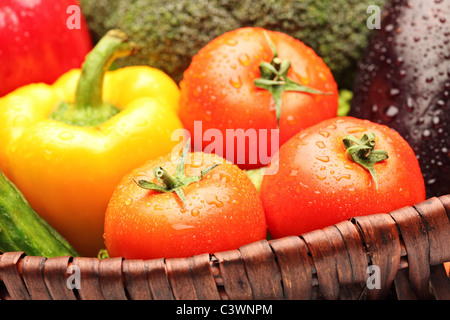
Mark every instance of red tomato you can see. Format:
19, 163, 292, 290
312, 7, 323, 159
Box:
179, 27, 338, 170
260, 116, 426, 239
104, 144, 267, 260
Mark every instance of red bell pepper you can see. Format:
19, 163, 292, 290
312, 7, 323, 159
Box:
0, 0, 92, 96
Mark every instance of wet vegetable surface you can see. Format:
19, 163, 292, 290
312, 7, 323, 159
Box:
350, 0, 450, 198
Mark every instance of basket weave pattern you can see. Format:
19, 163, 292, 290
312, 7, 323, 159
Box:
1, 195, 449, 300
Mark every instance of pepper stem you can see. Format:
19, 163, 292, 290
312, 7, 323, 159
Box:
50, 29, 137, 127
75, 29, 137, 109
343, 133, 388, 189
134, 139, 220, 205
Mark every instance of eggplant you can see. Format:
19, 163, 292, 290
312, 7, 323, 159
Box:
350, 0, 450, 198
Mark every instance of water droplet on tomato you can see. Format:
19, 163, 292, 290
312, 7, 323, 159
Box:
125, 198, 133, 206
191, 209, 200, 217
171, 223, 195, 231
346, 126, 367, 134
206, 194, 224, 208
229, 75, 242, 88
299, 74, 310, 85
336, 174, 351, 181
220, 173, 231, 183
226, 39, 238, 46
319, 131, 330, 138
286, 115, 295, 124
315, 141, 326, 149
238, 53, 250, 66
315, 156, 330, 163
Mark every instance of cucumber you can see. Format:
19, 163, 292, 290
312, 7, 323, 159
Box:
0, 170, 79, 257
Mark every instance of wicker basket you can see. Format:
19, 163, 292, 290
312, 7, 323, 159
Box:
1, 195, 449, 300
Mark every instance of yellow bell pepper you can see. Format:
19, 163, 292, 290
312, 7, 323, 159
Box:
0, 30, 183, 257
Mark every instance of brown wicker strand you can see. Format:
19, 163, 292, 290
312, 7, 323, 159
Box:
188, 253, 221, 300
143, 258, 174, 300
21, 255, 51, 300
414, 197, 450, 264
43, 256, 77, 300
0, 195, 449, 300
98, 257, 127, 300
268, 236, 313, 299
0, 252, 30, 300
351, 213, 402, 299
389, 206, 431, 299
213, 249, 253, 300
122, 259, 152, 300
301, 229, 341, 300
71, 257, 103, 300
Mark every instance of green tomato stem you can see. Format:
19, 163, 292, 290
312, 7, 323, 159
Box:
254, 31, 331, 128
135, 139, 220, 205
343, 133, 388, 189
154, 166, 181, 190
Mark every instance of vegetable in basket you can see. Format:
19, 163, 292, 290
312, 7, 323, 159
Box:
179, 27, 339, 170
78, 0, 386, 88
0, 30, 183, 257
260, 117, 426, 239
350, 0, 450, 198
104, 140, 267, 260
0, 0, 92, 97
0, 169, 78, 258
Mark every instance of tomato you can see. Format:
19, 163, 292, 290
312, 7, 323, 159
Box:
104, 140, 267, 259
179, 27, 338, 170
260, 116, 426, 239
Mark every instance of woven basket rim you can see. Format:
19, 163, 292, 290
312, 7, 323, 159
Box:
1, 194, 449, 300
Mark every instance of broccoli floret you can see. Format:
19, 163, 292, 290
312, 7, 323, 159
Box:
79, 0, 386, 88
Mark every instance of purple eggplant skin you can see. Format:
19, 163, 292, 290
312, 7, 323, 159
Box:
350, 0, 450, 198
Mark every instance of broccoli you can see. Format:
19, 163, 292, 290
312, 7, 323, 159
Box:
79, 0, 386, 88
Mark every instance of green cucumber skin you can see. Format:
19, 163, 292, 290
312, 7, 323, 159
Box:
0, 170, 79, 257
